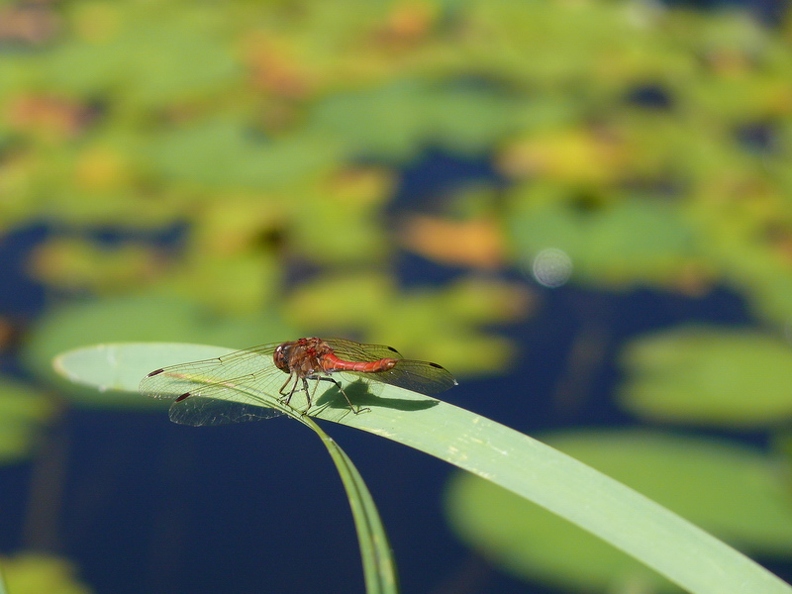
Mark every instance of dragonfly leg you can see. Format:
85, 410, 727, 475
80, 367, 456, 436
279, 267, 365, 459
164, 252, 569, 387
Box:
279, 372, 304, 406
314, 376, 369, 415
278, 373, 316, 411
278, 373, 293, 398
300, 377, 312, 410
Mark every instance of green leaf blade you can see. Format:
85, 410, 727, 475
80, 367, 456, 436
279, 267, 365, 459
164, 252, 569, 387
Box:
54, 342, 792, 594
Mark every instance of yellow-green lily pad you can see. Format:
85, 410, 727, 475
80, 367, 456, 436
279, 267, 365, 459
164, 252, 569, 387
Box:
0, 552, 91, 594
618, 326, 792, 427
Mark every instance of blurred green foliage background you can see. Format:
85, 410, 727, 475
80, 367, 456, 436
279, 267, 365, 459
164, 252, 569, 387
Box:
3, 0, 792, 592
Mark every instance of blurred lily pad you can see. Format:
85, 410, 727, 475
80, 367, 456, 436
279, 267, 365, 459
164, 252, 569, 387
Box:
143, 114, 342, 190
0, 379, 54, 464
282, 273, 530, 374
398, 215, 505, 269
27, 237, 162, 293
507, 194, 700, 289
618, 326, 792, 427
445, 431, 792, 592
42, 3, 241, 106
22, 295, 295, 407
0, 552, 91, 594
308, 82, 526, 160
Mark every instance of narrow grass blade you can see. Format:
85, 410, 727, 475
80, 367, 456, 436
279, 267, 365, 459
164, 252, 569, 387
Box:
299, 415, 398, 594
54, 343, 792, 594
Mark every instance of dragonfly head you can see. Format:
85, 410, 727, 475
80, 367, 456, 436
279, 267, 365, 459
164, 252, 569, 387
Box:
273, 342, 292, 373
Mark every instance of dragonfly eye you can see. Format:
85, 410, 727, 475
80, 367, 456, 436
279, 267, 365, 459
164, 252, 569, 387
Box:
273, 344, 290, 373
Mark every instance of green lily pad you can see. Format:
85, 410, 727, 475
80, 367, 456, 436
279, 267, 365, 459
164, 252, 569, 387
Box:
144, 114, 342, 190
618, 326, 792, 427
507, 196, 698, 289
308, 82, 526, 159
0, 379, 54, 464
445, 431, 792, 592
42, 3, 241, 106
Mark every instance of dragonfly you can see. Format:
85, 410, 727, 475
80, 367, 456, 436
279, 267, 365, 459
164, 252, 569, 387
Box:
139, 336, 457, 426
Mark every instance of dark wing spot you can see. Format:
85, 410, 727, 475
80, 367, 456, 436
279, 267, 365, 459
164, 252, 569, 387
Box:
147, 368, 165, 377
175, 392, 191, 402
387, 346, 400, 354
429, 362, 444, 369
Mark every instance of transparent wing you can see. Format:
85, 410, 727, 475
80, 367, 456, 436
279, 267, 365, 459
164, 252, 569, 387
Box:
346, 358, 457, 395
139, 343, 281, 399
168, 396, 282, 427
139, 343, 287, 425
322, 338, 404, 362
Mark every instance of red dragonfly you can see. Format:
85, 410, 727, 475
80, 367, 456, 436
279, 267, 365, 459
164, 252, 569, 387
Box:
139, 337, 457, 426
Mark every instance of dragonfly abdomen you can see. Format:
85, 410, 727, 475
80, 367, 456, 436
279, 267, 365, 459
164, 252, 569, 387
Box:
320, 352, 397, 373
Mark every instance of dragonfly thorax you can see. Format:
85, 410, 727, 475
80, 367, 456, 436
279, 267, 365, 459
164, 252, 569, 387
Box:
273, 337, 332, 377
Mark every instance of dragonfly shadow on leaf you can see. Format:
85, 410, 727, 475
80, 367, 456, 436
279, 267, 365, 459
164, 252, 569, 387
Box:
314, 379, 439, 413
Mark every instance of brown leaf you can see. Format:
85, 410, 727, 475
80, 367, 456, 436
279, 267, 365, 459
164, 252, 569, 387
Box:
399, 215, 504, 269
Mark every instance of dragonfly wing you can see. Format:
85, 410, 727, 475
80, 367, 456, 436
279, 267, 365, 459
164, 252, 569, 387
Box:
139, 343, 287, 425
169, 396, 282, 426
139, 344, 279, 400
348, 359, 457, 395
322, 338, 404, 362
